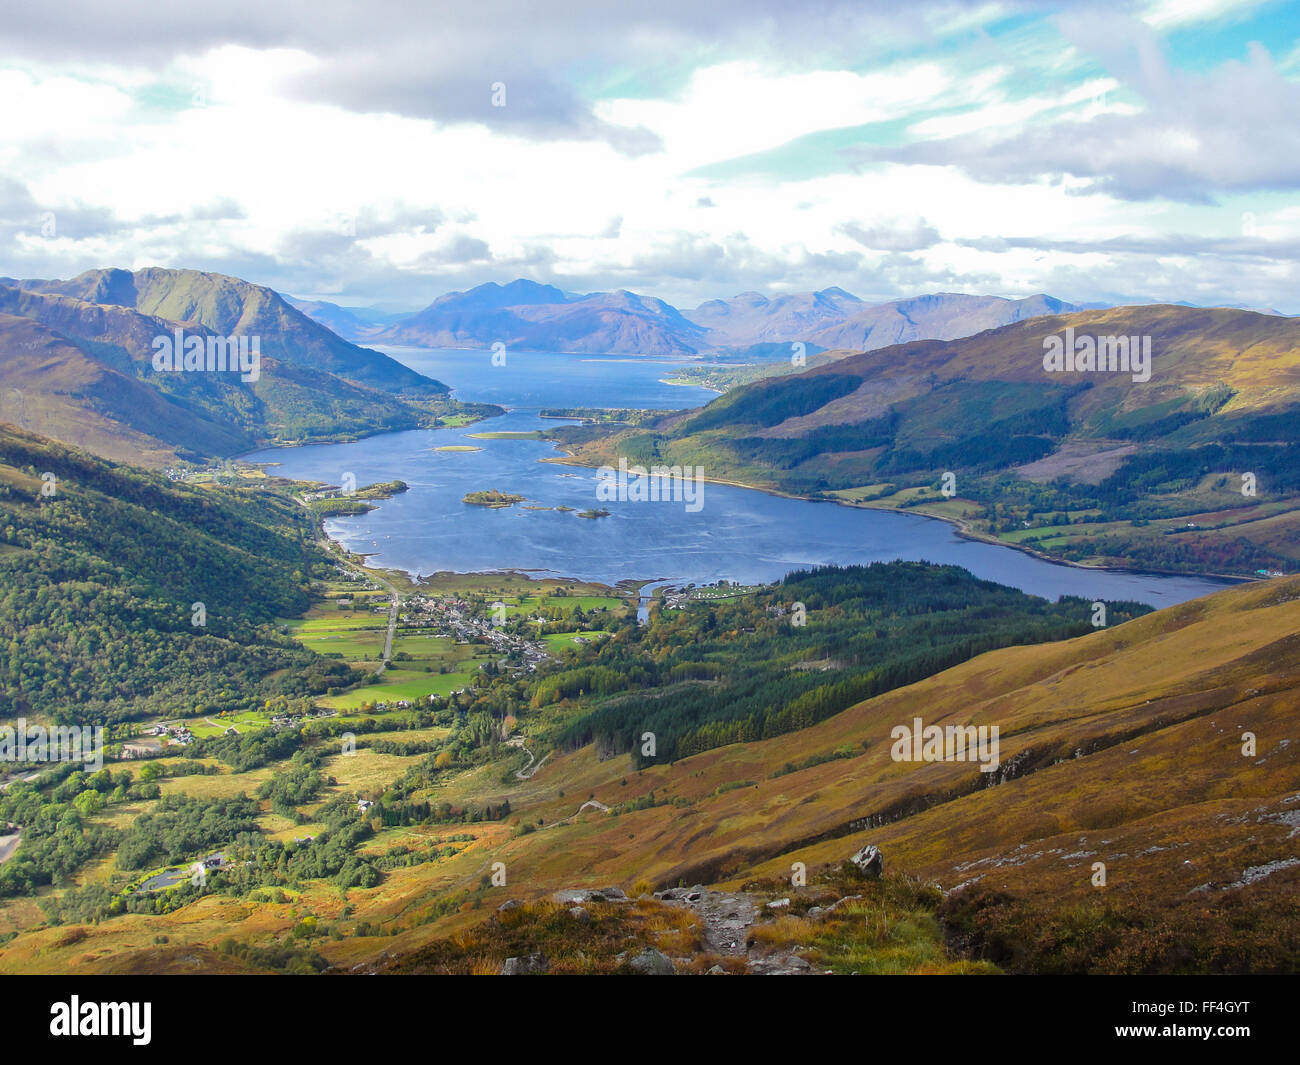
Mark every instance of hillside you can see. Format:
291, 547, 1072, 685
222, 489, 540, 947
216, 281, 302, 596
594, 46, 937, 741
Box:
554, 304, 1300, 576
405, 571, 1300, 974
0, 275, 486, 465
1, 563, 1295, 974
11, 268, 444, 397
0, 311, 250, 465
0, 424, 355, 723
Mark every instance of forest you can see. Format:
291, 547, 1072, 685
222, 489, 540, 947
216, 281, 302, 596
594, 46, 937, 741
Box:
0, 426, 357, 722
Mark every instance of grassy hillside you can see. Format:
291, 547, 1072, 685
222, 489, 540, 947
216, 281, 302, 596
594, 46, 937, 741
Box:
2, 543, 1293, 974
383, 573, 1300, 974
0, 280, 490, 465
16, 268, 443, 397
554, 305, 1300, 576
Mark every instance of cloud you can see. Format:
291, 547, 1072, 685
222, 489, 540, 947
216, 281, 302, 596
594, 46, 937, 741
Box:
837, 217, 941, 251
850, 31, 1300, 203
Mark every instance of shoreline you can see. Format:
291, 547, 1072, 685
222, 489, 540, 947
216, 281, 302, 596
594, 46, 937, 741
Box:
537, 450, 1251, 588
282, 418, 1250, 596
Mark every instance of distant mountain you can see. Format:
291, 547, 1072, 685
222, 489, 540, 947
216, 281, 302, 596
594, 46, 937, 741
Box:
349, 279, 1084, 356
12, 268, 443, 397
803, 292, 1080, 351
376, 280, 708, 354
283, 298, 408, 342
688, 287, 864, 347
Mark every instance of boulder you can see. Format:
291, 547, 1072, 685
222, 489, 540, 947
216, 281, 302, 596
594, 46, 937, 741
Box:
628, 947, 675, 975
848, 844, 883, 878
500, 953, 549, 975
748, 952, 814, 975
497, 898, 523, 912
568, 906, 592, 923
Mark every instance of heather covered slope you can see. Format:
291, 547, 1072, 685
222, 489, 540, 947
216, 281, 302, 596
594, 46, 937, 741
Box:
556, 304, 1300, 575
0, 311, 250, 464
12, 268, 446, 397
0, 279, 474, 465
4, 568, 1295, 975
388, 574, 1300, 974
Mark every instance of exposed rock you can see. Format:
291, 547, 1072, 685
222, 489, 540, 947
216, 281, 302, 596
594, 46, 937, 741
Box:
767, 898, 790, 910
848, 844, 883, 878
806, 906, 826, 919
500, 953, 549, 975
628, 947, 675, 975
748, 951, 814, 975
551, 887, 630, 904
568, 906, 591, 923
706, 964, 727, 975
497, 898, 523, 912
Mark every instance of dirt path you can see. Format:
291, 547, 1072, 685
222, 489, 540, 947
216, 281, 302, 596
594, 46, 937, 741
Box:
504, 736, 550, 780
688, 891, 757, 956
659, 888, 820, 973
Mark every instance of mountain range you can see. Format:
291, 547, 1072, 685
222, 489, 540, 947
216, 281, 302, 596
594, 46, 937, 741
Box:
294, 278, 1088, 356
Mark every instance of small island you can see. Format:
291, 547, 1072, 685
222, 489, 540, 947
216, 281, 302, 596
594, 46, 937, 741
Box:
463, 489, 527, 509
577, 508, 611, 519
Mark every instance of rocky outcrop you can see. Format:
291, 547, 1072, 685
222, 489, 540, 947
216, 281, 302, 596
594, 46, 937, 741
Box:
848, 844, 883, 878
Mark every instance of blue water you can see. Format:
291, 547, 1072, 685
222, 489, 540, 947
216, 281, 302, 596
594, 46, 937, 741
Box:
244, 346, 1235, 609
376, 346, 719, 410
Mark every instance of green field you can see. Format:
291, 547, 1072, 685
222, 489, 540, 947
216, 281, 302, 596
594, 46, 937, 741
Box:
541, 630, 611, 652
493, 594, 625, 617
319, 666, 483, 709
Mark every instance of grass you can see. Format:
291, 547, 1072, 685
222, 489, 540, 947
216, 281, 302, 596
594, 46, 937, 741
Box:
317, 667, 481, 709
541, 630, 611, 652
8, 573, 1298, 976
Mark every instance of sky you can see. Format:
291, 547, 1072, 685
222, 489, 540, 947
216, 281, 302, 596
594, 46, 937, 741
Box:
3, 0, 1300, 312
